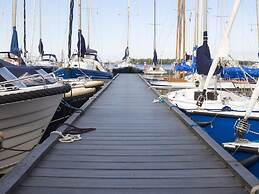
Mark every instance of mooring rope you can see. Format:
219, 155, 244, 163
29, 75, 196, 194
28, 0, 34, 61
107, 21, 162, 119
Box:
251, 184, 259, 194
51, 131, 81, 143
60, 99, 84, 113
51, 123, 96, 143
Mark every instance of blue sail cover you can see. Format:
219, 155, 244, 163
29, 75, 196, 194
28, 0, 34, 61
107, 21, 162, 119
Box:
122, 46, 129, 60
77, 30, 87, 57
152, 49, 158, 66
68, 0, 74, 59
222, 66, 259, 80
38, 38, 44, 56
175, 60, 196, 73
10, 27, 19, 55
54, 67, 113, 80
192, 45, 197, 67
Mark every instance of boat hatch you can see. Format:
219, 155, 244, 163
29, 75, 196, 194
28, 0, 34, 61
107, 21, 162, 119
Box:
194, 91, 218, 101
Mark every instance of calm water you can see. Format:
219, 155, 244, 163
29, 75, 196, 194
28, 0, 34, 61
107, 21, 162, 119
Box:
135, 64, 173, 71
107, 63, 173, 71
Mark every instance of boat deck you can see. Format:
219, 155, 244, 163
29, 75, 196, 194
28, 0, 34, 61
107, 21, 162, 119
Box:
1, 74, 258, 194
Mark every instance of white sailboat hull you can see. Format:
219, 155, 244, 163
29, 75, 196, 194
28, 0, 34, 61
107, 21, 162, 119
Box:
151, 80, 255, 90
70, 58, 106, 72
0, 94, 63, 174
167, 89, 259, 118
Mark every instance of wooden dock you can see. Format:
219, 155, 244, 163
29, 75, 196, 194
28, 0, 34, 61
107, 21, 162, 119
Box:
1, 74, 259, 194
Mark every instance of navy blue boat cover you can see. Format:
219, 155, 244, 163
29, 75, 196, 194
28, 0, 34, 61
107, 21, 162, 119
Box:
68, 0, 74, 59
77, 30, 87, 57
152, 49, 158, 66
10, 27, 19, 56
122, 46, 129, 60
196, 31, 221, 75
38, 38, 44, 56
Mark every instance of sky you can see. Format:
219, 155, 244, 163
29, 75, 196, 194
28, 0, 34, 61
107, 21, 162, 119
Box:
0, 0, 258, 62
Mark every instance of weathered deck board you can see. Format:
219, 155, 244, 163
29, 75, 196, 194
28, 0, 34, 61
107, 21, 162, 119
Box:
1, 74, 258, 194
13, 187, 247, 194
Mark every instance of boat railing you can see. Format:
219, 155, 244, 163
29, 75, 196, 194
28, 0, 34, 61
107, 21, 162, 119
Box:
0, 73, 57, 90
77, 68, 92, 80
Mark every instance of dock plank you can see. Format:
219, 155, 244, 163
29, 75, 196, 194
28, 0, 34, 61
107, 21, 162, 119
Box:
14, 187, 248, 194
21, 176, 243, 188
30, 168, 233, 178
2, 74, 257, 194
37, 160, 225, 170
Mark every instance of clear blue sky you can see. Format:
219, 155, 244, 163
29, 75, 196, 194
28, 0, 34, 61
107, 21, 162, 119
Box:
0, 0, 258, 62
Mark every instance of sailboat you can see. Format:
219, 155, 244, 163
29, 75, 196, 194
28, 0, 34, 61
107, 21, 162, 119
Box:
144, 0, 166, 76
112, 0, 143, 74
52, 0, 104, 102
28, 0, 59, 72
223, 0, 259, 179
149, 0, 206, 89
0, 0, 71, 174
53, 0, 104, 103
164, 0, 259, 130
64, 0, 112, 79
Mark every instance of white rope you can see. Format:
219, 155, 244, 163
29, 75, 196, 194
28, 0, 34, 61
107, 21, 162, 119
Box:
51, 131, 81, 143
248, 129, 259, 136
153, 95, 168, 103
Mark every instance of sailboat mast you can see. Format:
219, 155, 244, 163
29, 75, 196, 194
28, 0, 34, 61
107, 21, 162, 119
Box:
68, 0, 74, 59
78, 0, 82, 58
175, 0, 185, 62
87, 0, 91, 48
78, 0, 82, 31
39, 0, 42, 40
203, 0, 208, 43
180, 0, 185, 60
153, 0, 156, 51
240, 0, 259, 121
11, 0, 19, 55
175, 0, 181, 63
193, 0, 198, 49
197, 0, 203, 45
23, 0, 27, 58
127, 0, 130, 50
12, 0, 17, 29
38, 0, 45, 58
256, 0, 259, 57
203, 0, 240, 91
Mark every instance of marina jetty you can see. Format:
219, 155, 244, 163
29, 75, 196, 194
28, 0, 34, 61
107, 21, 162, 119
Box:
0, 74, 258, 194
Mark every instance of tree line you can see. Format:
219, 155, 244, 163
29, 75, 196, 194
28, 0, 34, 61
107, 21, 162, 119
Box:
130, 58, 176, 65
128, 58, 257, 66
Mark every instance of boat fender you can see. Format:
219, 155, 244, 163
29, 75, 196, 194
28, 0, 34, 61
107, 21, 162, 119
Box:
240, 155, 259, 168
221, 106, 232, 111
196, 121, 212, 127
